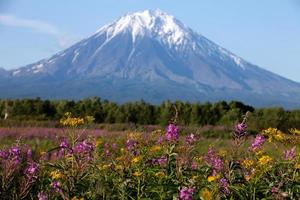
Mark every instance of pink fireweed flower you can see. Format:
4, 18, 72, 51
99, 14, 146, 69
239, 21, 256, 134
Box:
38, 192, 48, 200
185, 133, 197, 145
284, 146, 296, 161
191, 161, 198, 170
234, 122, 247, 138
152, 156, 168, 167
178, 187, 195, 200
219, 178, 230, 195
126, 139, 137, 151
251, 134, 266, 151
204, 148, 224, 175
59, 138, 70, 149
0, 150, 9, 159
156, 136, 164, 144
24, 162, 39, 181
51, 181, 62, 192
166, 123, 179, 142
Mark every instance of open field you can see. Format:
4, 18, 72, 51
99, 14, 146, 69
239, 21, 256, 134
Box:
1, 113, 300, 199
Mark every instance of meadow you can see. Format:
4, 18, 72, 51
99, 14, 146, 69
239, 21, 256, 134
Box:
0, 112, 300, 200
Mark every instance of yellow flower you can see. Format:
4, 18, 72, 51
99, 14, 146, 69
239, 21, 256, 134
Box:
133, 171, 143, 177
200, 188, 213, 200
290, 128, 300, 135
99, 164, 111, 170
150, 145, 162, 152
242, 159, 254, 169
50, 170, 64, 180
263, 128, 285, 142
60, 112, 85, 127
295, 163, 300, 169
131, 156, 142, 164
207, 176, 217, 182
155, 171, 166, 178
258, 155, 273, 166
218, 149, 227, 157
115, 165, 123, 171
96, 139, 103, 147
127, 132, 141, 140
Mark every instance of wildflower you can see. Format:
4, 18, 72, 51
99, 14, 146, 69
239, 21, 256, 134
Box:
204, 148, 224, 175
50, 170, 64, 180
155, 171, 166, 178
38, 192, 48, 200
115, 165, 123, 171
271, 187, 279, 194
24, 162, 39, 181
200, 188, 213, 200
207, 176, 217, 182
0, 150, 9, 159
284, 146, 296, 161
262, 128, 285, 142
10, 146, 21, 156
152, 156, 168, 167
131, 156, 142, 164
156, 136, 164, 144
258, 155, 273, 166
219, 178, 230, 195
60, 138, 70, 149
112, 143, 117, 150
126, 139, 137, 151
290, 128, 300, 135
242, 159, 254, 169
51, 181, 62, 192
60, 112, 84, 127
95, 139, 103, 147
234, 122, 247, 138
251, 134, 266, 151
185, 133, 197, 145
178, 187, 195, 200
133, 171, 143, 177
165, 123, 179, 142
150, 145, 162, 152
295, 163, 300, 169
191, 161, 198, 170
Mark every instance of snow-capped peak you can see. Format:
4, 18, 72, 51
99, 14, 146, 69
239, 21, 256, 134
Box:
96, 9, 191, 46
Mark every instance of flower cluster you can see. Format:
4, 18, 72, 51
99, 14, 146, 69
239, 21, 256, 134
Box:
166, 123, 179, 142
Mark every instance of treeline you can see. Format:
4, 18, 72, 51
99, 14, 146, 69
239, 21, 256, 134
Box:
0, 97, 300, 131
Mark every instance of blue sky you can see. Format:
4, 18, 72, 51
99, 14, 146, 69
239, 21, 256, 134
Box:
0, 0, 300, 82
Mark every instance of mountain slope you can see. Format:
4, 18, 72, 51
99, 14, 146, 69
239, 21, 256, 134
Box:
2, 9, 300, 108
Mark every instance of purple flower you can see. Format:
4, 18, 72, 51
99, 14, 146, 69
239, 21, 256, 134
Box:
179, 187, 195, 200
60, 138, 70, 149
204, 148, 224, 175
166, 123, 179, 142
27, 148, 33, 159
185, 134, 197, 145
191, 161, 198, 170
234, 122, 247, 138
251, 134, 266, 151
126, 139, 137, 151
52, 181, 62, 192
10, 146, 21, 156
152, 156, 168, 167
219, 178, 230, 195
156, 136, 164, 144
38, 192, 48, 200
284, 146, 296, 161
271, 187, 279, 194
0, 150, 9, 159
24, 162, 39, 181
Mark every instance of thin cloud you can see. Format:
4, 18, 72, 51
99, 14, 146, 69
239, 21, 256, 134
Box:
0, 14, 77, 48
